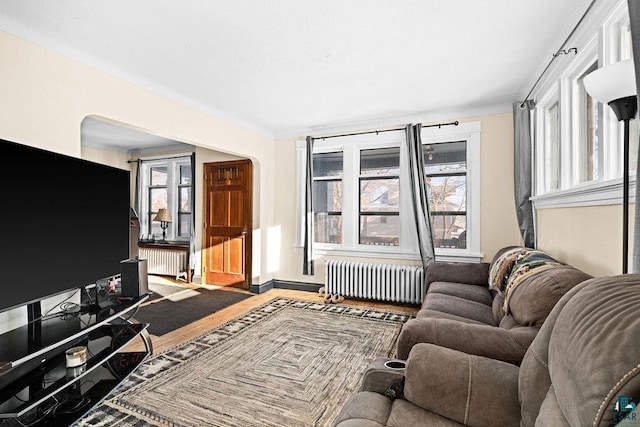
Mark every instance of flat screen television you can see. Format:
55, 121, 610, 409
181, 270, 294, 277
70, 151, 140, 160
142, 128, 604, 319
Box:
0, 138, 130, 314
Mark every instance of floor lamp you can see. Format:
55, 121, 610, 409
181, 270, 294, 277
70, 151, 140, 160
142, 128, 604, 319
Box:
584, 59, 637, 274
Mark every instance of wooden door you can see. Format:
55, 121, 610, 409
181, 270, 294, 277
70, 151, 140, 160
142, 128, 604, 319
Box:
203, 160, 252, 288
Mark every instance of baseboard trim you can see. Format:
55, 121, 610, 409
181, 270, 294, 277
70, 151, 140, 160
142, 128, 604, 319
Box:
250, 280, 322, 294
274, 280, 323, 293
250, 281, 274, 294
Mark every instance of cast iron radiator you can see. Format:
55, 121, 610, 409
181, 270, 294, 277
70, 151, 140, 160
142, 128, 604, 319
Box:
139, 247, 188, 281
325, 260, 425, 304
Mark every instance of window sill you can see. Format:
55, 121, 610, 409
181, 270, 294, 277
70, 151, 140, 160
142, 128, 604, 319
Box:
434, 249, 484, 263
312, 245, 420, 261
531, 175, 636, 209
296, 246, 483, 263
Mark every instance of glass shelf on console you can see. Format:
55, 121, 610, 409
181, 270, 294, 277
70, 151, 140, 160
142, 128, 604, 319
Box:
0, 294, 148, 374
0, 294, 151, 426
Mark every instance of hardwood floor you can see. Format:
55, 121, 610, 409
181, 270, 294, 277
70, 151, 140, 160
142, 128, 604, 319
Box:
134, 275, 419, 355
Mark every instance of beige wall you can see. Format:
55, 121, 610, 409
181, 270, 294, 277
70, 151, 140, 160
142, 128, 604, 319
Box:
273, 112, 522, 285
536, 205, 630, 277
0, 30, 276, 290
470, 113, 523, 259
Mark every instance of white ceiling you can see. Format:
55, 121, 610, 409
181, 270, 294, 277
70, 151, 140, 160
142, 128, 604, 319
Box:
0, 0, 593, 146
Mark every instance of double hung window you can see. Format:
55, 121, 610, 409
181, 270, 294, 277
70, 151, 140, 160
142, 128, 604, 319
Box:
177, 163, 193, 238
424, 141, 467, 249
147, 165, 169, 237
359, 148, 400, 246
138, 155, 193, 242
313, 152, 343, 244
575, 62, 600, 185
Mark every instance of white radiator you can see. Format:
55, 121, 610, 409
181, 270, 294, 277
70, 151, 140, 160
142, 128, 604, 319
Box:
139, 247, 188, 280
325, 260, 425, 304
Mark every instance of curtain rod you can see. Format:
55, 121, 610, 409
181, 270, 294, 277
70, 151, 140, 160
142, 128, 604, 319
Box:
519, 0, 598, 108
313, 121, 459, 141
127, 153, 193, 163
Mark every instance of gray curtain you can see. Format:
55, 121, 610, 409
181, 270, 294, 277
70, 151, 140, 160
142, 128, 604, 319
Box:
627, 0, 640, 273
513, 100, 536, 248
134, 158, 142, 222
303, 135, 314, 275
189, 152, 196, 271
405, 124, 435, 269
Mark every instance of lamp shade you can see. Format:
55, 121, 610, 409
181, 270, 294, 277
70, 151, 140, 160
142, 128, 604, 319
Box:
583, 59, 636, 104
153, 208, 172, 223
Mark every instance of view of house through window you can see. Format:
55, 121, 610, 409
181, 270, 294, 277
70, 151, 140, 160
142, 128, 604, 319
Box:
359, 147, 400, 246
424, 141, 467, 249
313, 151, 343, 244
148, 166, 168, 237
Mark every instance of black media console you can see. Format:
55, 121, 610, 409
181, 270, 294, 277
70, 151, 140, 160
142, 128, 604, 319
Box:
0, 291, 151, 426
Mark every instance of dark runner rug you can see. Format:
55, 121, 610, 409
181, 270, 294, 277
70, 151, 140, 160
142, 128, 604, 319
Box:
135, 287, 254, 336
76, 298, 412, 427
145, 281, 187, 302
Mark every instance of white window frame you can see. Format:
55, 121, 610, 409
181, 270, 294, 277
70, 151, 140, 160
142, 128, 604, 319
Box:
531, 0, 636, 209
421, 122, 481, 262
565, 35, 600, 186
295, 121, 481, 263
535, 84, 561, 195
138, 153, 192, 242
299, 130, 417, 259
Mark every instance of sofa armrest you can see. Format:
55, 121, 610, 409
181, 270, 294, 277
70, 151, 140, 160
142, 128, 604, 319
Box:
333, 391, 393, 427
359, 357, 406, 395
403, 343, 520, 427
426, 262, 490, 287
396, 317, 537, 362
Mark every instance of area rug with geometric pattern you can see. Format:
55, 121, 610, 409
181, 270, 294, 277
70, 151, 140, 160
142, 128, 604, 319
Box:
75, 298, 413, 427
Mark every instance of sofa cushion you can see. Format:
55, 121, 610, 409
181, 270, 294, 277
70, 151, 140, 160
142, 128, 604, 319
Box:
403, 343, 521, 426
386, 399, 463, 427
498, 314, 519, 330
396, 317, 537, 362
415, 309, 491, 325
517, 281, 575, 427
426, 261, 490, 287
427, 281, 493, 306
507, 265, 592, 327
492, 293, 505, 324
334, 391, 462, 427
422, 293, 496, 326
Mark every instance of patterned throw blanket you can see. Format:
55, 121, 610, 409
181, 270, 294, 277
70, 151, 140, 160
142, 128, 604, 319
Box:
489, 247, 562, 314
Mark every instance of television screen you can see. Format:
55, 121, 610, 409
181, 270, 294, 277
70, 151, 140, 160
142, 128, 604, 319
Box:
0, 138, 130, 313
